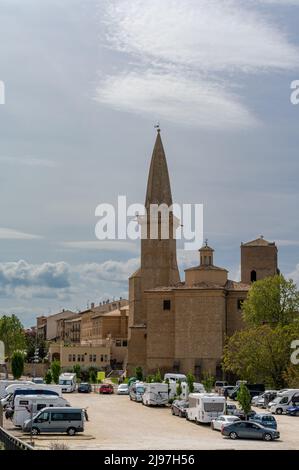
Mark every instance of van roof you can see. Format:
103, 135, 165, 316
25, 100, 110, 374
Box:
16, 395, 62, 400
39, 407, 82, 411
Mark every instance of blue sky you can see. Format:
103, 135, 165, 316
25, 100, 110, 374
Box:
0, 0, 299, 326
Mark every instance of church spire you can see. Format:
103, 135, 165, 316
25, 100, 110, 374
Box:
145, 130, 173, 210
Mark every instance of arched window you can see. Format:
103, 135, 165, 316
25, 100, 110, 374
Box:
251, 270, 257, 282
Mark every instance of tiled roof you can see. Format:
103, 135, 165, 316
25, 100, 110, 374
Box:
242, 237, 275, 247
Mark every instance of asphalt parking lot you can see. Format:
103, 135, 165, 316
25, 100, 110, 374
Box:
4, 392, 299, 450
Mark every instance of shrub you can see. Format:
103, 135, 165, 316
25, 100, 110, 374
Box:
11, 351, 24, 379
135, 366, 143, 381
44, 369, 52, 384
186, 372, 195, 393
51, 360, 61, 384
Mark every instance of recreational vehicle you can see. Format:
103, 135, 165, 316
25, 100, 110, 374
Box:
180, 382, 205, 400
142, 383, 169, 406
59, 373, 77, 393
129, 382, 145, 402
186, 393, 226, 424
164, 373, 187, 383
0, 380, 34, 399
268, 389, 299, 414
12, 394, 70, 427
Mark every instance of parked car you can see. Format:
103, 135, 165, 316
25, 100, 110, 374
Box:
171, 400, 189, 418
256, 391, 277, 408
211, 415, 240, 431
226, 403, 237, 415
78, 383, 92, 393
214, 381, 228, 393
99, 383, 114, 394
117, 384, 129, 395
249, 413, 277, 429
221, 386, 235, 397
233, 409, 257, 421
23, 407, 84, 436
221, 421, 280, 441
286, 405, 299, 416
32, 377, 44, 384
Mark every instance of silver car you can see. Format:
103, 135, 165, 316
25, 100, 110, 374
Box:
23, 407, 84, 436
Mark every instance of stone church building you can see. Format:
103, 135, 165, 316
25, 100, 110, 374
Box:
127, 130, 278, 379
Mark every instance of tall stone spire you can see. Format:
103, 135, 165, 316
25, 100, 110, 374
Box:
145, 130, 173, 209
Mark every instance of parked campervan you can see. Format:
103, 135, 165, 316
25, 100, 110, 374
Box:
268, 389, 299, 415
59, 373, 77, 393
0, 380, 35, 399
129, 382, 145, 402
142, 383, 169, 406
12, 394, 70, 427
23, 407, 84, 435
186, 393, 226, 424
5, 383, 62, 398
180, 382, 205, 400
164, 373, 187, 383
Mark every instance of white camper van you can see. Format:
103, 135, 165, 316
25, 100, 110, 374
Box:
142, 383, 169, 406
164, 373, 187, 383
0, 380, 35, 399
12, 394, 70, 427
59, 373, 77, 393
268, 389, 299, 415
5, 382, 62, 398
186, 393, 226, 424
180, 382, 205, 400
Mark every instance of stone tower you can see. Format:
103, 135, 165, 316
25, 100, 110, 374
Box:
127, 130, 180, 375
241, 236, 278, 283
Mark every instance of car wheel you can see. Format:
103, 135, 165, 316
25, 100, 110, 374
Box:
263, 433, 272, 441
31, 427, 40, 436
67, 427, 76, 436
229, 432, 238, 440
276, 408, 283, 415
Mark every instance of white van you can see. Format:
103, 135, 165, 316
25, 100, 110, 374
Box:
12, 394, 70, 427
0, 380, 35, 399
5, 382, 62, 398
186, 393, 226, 424
180, 382, 205, 400
59, 373, 77, 393
23, 407, 84, 436
164, 373, 187, 383
268, 389, 299, 415
142, 383, 169, 406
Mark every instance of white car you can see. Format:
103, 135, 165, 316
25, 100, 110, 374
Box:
117, 384, 129, 395
211, 415, 241, 431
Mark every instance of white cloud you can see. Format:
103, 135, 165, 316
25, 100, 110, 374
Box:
96, 71, 257, 129
0, 228, 42, 240
77, 258, 140, 283
103, 0, 299, 72
0, 156, 59, 168
96, 0, 299, 128
277, 239, 299, 246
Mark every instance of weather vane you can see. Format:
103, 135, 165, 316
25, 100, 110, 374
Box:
204, 238, 208, 247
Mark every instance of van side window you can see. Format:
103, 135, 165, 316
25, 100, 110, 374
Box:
37, 412, 49, 422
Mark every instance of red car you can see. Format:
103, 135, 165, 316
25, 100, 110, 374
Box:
99, 383, 114, 394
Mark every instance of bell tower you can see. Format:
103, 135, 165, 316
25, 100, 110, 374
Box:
241, 236, 278, 284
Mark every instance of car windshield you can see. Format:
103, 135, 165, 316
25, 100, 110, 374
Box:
59, 380, 72, 385
227, 416, 238, 421
119, 384, 128, 388
136, 387, 145, 393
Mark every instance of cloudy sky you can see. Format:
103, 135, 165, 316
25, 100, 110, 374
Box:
0, 0, 299, 326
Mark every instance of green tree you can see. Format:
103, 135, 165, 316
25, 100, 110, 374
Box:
51, 360, 61, 384
44, 369, 52, 384
186, 372, 195, 393
154, 369, 162, 383
237, 383, 252, 419
135, 366, 143, 381
0, 315, 25, 358
176, 380, 182, 397
146, 374, 155, 383
73, 364, 81, 379
89, 369, 97, 384
243, 275, 299, 327
202, 372, 214, 392
11, 351, 24, 379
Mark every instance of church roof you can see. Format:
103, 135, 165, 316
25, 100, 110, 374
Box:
242, 237, 275, 247
145, 131, 173, 209
184, 264, 228, 272
145, 279, 250, 292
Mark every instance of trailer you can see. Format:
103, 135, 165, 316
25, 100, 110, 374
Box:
186, 393, 226, 424
142, 383, 169, 406
12, 394, 70, 427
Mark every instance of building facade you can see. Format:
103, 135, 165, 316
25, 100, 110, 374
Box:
127, 131, 279, 378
